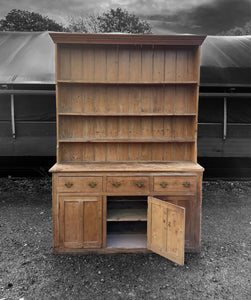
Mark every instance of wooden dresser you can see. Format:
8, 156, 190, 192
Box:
49, 33, 206, 265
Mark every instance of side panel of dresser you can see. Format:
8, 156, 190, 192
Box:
52, 173, 59, 250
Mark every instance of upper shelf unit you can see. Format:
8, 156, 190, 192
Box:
50, 33, 206, 164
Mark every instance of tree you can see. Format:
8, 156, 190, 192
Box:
0, 9, 65, 32
68, 8, 152, 34
97, 8, 152, 34
68, 15, 99, 33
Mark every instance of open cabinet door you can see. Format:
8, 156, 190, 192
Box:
147, 196, 185, 265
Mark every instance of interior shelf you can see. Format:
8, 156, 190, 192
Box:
58, 138, 195, 143
106, 234, 147, 248
57, 80, 198, 85
107, 208, 147, 221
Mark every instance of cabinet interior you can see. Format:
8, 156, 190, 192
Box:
106, 196, 147, 248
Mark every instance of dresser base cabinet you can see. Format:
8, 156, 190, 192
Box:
51, 162, 203, 265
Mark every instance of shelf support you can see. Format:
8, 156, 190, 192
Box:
11, 94, 16, 139
223, 97, 227, 140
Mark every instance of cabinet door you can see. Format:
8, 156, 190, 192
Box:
59, 196, 102, 249
147, 196, 185, 265
154, 196, 195, 248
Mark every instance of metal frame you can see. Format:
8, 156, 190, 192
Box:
11, 94, 15, 139
1, 88, 55, 140
223, 97, 227, 140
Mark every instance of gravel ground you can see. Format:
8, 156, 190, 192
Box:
0, 177, 250, 300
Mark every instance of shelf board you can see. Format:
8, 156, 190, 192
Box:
57, 80, 198, 85
59, 138, 195, 143
106, 233, 147, 249
58, 112, 197, 117
50, 161, 205, 173
107, 209, 147, 221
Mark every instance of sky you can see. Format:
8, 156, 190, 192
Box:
0, 0, 250, 34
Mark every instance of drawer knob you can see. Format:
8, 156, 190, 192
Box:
65, 182, 73, 188
136, 182, 144, 188
183, 181, 191, 188
113, 182, 121, 188
160, 182, 168, 188
89, 182, 97, 188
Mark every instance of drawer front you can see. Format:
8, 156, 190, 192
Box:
107, 176, 150, 193
153, 176, 196, 193
58, 176, 102, 193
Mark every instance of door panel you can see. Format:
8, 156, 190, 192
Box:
147, 196, 185, 265
83, 200, 101, 248
62, 200, 83, 248
59, 196, 102, 248
155, 195, 194, 248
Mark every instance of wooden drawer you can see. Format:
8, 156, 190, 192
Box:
58, 176, 102, 193
153, 176, 196, 193
107, 176, 150, 194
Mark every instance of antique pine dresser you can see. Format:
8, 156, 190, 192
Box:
49, 33, 206, 265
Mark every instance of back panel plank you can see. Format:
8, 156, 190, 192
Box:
95, 86, 107, 113
71, 47, 82, 80
59, 84, 72, 112
175, 86, 187, 114
153, 47, 165, 82
71, 85, 83, 113
153, 88, 164, 113
82, 46, 95, 81
141, 47, 153, 82
71, 143, 83, 161
130, 87, 141, 113
118, 86, 129, 113
83, 86, 95, 112
141, 87, 152, 113
107, 87, 118, 113
94, 46, 107, 81
176, 50, 188, 81
106, 46, 118, 81
164, 86, 175, 114
118, 47, 130, 82
58, 47, 71, 80
164, 50, 176, 81
130, 46, 141, 82
59, 143, 72, 162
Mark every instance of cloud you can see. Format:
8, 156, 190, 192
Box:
147, 0, 251, 34
0, 0, 213, 20
0, 0, 103, 21
0, 0, 250, 34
